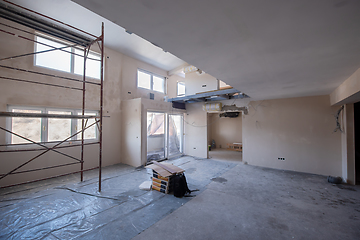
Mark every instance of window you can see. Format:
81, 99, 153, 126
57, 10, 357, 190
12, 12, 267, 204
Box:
35, 35, 101, 79
177, 82, 185, 96
7, 106, 98, 145
77, 112, 97, 140
219, 80, 231, 89
137, 69, 165, 93
11, 109, 42, 144
48, 110, 72, 142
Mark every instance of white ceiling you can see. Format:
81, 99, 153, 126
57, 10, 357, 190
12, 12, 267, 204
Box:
9, 0, 360, 101
9, 0, 186, 71
72, 0, 360, 101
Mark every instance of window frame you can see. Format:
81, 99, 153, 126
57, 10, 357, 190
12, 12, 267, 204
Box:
137, 69, 166, 93
34, 33, 102, 80
6, 105, 99, 146
177, 81, 185, 96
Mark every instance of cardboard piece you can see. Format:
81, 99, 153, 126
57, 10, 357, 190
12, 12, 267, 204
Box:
146, 162, 184, 177
139, 181, 152, 190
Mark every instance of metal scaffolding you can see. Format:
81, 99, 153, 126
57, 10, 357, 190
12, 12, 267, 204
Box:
0, 1, 104, 191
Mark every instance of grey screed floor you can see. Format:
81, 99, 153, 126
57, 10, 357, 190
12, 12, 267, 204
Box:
1, 154, 360, 239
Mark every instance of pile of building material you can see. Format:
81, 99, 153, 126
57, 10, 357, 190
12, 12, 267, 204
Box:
146, 161, 185, 194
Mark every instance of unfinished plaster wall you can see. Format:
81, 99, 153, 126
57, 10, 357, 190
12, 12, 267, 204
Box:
120, 99, 142, 167
184, 103, 208, 159
330, 68, 360, 105
120, 97, 185, 167
341, 104, 356, 184
121, 55, 168, 102
242, 95, 342, 176
0, 18, 123, 186
184, 72, 218, 95
141, 99, 185, 165
208, 113, 242, 149
167, 74, 184, 99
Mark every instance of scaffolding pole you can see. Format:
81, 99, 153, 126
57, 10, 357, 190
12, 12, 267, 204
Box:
0, 1, 104, 191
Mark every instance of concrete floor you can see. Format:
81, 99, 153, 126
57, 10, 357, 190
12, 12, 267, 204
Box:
1, 154, 360, 239
135, 162, 360, 240
209, 148, 243, 162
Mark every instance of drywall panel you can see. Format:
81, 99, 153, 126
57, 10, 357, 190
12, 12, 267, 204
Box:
120, 99, 142, 167
184, 72, 218, 96
341, 104, 355, 184
121, 55, 168, 102
330, 68, 360, 105
167, 74, 184, 99
184, 103, 208, 158
208, 113, 242, 149
243, 95, 342, 176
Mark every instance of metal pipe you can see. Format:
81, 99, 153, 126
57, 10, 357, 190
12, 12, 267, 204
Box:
0, 166, 99, 189
0, 22, 93, 54
0, 120, 99, 181
99, 22, 104, 192
0, 141, 100, 152
0, 40, 77, 62
0, 65, 101, 86
0, 28, 100, 61
3, 0, 97, 38
0, 112, 98, 118
80, 47, 89, 182
0, 76, 83, 91
0, 162, 81, 176
0, 126, 81, 162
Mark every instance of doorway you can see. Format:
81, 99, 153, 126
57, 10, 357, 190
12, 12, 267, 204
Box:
207, 112, 243, 161
147, 112, 166, 162
355, 102, 360, 185
146, 112, 184, 162
168, 114, 184, 158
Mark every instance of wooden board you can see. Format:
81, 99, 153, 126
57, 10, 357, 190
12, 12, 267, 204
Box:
146, 162, 184, 177
227, 143, 242, 152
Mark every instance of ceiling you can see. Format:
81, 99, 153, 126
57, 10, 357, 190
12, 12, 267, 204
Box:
9, 0, 360, 101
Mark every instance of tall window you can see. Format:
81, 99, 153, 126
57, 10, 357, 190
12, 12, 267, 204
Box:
137, 69, 165, 93
8, 106, 98, 145
35, 35, 101, 79
177, 82, 185, 96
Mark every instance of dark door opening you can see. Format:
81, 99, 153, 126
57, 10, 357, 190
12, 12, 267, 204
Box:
355, 102, 360, 185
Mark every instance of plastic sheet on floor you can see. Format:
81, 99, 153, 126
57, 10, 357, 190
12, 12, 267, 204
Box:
0, 158, 236, 239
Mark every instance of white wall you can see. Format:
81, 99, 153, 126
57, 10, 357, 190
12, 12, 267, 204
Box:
120, 99, 142, 167
341, 104, 356, 184
330, 68, 360, 105
242, 95, 342, 176
184, 72, 218, 95
184, 103, 208, 158
166, 74, 183, 99
121, 55, 168, 102
208, 113, 242, 149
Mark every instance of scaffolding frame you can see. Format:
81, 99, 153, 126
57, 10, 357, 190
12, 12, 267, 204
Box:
0, 1, 104, 191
